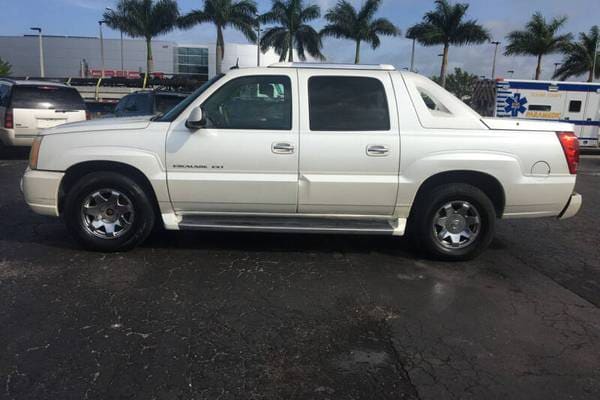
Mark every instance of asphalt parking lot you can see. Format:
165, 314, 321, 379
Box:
1, 147, 599, 400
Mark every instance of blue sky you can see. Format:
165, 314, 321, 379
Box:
0, 0, 598, 80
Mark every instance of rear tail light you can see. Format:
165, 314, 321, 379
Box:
4, 109, 13, 129
85, 110, 91, 120
556, 132, 579, 175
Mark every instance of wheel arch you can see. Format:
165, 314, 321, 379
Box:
411, 170, 506, 218
58, 160, 161, 218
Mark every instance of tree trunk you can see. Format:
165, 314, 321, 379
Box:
145, 38, 153, 88
588, 68, 594, 82
354, 40, 361, 64
216, 25, 224, 74
440, 43, 449, 87
288, 32, 294, 62
535, 54, 542, 80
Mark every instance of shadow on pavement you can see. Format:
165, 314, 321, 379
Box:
0, 145, 30, 160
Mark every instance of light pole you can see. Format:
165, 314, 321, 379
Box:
30, 27, 44, 78
256, 25, 262, 67
98, 20, 106, 78
592, 35, 599, 82
409, 37, 416, 72
120, 31, 124, 75
105, 7, 124, 76
491, 41, 500, 79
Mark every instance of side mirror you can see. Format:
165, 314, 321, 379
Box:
185, 107, 205, 130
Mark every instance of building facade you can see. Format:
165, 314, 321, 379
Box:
0, 35, 281, 80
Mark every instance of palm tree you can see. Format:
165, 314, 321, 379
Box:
321, 0, 399, 64
553, 26, 599, 82
259, 0, 325, 62
504, 12, 572, 80
178, 0, 258, 75
406, 0, 489, 87
0, 57, 11, 77
103, 0, 180, 77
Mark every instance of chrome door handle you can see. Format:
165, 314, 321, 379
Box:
366, 145, 390, 156
272, 142, 295, 154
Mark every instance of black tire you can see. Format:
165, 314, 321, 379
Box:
63, 171, 155, 252
409, 183, 496, 261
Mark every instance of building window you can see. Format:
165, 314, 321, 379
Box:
175, 47, 209, 80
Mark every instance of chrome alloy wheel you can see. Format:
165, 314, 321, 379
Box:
433, 201, 481, 249
80, 189, 135, 239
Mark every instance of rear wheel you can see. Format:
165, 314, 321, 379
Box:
410, 183, 496, 261
63, 172, 155, 252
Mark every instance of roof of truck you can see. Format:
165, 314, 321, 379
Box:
269, 62, 396, 71
0, 78, 70, 87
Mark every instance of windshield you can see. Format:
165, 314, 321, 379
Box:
156, 74, 224, 122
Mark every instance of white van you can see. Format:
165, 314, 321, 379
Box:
0, 79, 88, 146
495, 79, 600, 147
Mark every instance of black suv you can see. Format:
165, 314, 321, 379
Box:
113, 91, 188, 117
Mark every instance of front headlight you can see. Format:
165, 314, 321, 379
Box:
29, 136, 43, 170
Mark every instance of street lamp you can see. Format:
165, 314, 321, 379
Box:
30, 27, 44, 78
98, 20, 106, 78
491, 41, 501, 79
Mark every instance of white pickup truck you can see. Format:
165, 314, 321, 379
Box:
22, 63, 581, 260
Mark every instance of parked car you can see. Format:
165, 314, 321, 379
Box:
112, 90, 188, 117
85, 101, 117, 119
21, 64, 581, 260
0, 79, 88, 146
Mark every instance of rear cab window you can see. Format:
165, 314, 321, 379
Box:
10, 85, 85, 110
308, 76, 390, 131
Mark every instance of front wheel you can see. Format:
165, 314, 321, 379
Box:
63, 172, 155, 252
410, 183, 496, 261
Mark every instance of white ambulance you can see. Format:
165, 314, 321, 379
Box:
495, 79, 600, 147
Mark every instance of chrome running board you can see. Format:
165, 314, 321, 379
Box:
178, 215, 400, 235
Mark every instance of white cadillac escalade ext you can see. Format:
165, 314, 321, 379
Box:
22, 63, 582, 260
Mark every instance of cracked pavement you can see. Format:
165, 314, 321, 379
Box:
1, 148, 599, 399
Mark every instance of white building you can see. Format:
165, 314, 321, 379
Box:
0, 35, 282, 80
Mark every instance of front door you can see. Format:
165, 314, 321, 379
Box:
166, 72, 299, 213
297, 70, 400, 215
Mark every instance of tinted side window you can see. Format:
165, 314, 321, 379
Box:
568, 100, 582, 113
114, 95, 133, 113
308, 76, 390, 131
0, 85, 9, 107
155, 94, 185, 114
529, 105, 552, 112
10, 86, 85, 109
202, 75, 292, 130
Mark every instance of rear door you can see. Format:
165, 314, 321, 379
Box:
562, 91, 589, 140
10, 85, 87, 139
581, 91, 599, 147
297, 70, 400, 215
